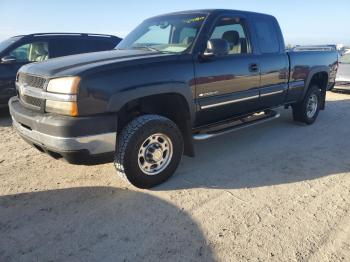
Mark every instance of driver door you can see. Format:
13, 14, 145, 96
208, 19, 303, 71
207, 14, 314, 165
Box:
194, 16, 261, 126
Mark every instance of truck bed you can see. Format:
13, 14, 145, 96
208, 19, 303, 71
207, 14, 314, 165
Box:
288, 50, 338, 89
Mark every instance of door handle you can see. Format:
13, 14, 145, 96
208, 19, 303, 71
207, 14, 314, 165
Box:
249, 63, 259, 73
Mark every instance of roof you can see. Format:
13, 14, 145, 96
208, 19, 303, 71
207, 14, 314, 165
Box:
12, 33, 120, 39
149, 9, 271, 19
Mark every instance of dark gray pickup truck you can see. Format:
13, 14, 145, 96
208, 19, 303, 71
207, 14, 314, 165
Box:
9, 9, 338, 188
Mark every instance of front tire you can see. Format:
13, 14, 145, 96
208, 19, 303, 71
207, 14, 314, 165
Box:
115, 115, 183, 189
292, 85, 322, 125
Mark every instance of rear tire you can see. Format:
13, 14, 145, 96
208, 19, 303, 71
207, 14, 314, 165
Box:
114, 115, 183, 189
292, 85, 321, 125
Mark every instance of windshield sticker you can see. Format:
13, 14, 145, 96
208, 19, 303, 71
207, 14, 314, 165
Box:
183, 16, 205, 24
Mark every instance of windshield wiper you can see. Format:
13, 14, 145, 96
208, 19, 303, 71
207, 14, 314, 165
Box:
133, 46, 160, 52
132, 46, 176, 54
144, 46, 160, 52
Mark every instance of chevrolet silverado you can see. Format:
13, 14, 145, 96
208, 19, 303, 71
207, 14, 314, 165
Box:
9, 10, 338, 188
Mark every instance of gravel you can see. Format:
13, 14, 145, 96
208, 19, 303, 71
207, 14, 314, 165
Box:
0, 92, 349, 261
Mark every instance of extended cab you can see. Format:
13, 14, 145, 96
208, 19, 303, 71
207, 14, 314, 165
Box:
9, 10, 338, 188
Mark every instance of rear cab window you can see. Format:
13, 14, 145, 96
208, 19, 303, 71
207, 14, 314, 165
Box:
252, 16, 280, 54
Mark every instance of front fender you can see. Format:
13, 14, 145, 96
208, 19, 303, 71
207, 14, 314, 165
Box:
107, 81, 196, 122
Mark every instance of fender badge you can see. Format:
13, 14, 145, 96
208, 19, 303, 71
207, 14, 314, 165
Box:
199, 91, 219, 97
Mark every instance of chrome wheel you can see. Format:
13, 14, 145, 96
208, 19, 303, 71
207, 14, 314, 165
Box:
138, 133, 173, 176
306, 94, 318, 118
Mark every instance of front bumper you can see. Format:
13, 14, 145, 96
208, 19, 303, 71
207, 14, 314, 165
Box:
9, 97, 117, 164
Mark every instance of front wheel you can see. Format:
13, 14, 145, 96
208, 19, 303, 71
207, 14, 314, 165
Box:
292, 85, 322, 125
114, 115, 184, 189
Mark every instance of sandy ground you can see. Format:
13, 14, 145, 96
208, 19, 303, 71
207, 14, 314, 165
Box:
0, 92, 349, 262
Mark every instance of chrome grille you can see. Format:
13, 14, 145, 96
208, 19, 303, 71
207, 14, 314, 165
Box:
17, 73, 47, 110
18, 73, 47, 89
21, 94, 45, 109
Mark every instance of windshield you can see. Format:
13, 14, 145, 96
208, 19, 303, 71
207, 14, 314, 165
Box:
339, 54, 350, 64
0, 36, 22, 53
117, 13, 207, 53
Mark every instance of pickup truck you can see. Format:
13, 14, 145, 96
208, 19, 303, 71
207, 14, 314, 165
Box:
9, 9, 338, 188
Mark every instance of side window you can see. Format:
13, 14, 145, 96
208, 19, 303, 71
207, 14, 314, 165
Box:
209, 17, 250, 55
51, 39, 85, 57
253, 17, 280, 54
178, 27, 197, 45
85, 39, 116, 52
9, 42, 49, 62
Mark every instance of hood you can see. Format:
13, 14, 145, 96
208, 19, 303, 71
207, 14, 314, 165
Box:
20, 49, 173, 77
336, 63, 350, 81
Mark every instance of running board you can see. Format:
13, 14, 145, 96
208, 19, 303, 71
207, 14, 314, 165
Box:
193, 110, 280, 141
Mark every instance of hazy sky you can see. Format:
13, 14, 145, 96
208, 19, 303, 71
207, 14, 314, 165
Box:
0, 0, 349, 45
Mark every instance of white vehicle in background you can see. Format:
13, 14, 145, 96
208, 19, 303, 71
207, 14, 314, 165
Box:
334, 54, 350, 91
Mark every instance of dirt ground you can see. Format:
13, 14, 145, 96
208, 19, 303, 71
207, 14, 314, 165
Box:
0, 91, 349, 262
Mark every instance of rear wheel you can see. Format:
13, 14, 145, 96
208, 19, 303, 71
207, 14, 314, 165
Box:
114, 115, 183, 189
292, 85, 322, 125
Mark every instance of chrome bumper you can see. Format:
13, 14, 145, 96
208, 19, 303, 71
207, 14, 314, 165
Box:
12, 118, 116, 155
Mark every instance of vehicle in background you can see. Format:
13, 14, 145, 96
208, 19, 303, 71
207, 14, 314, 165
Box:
10, 10, 338, 188
338, 48, 349, 56
0, 33, 121, 108
292, 45, 337, 52
333, 54, 350, 91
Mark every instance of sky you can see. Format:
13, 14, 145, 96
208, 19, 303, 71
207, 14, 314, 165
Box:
0, 0, 349, 46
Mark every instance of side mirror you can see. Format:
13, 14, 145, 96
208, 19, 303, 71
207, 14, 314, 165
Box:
1, 55, 17, 64
203, 39, 230, 58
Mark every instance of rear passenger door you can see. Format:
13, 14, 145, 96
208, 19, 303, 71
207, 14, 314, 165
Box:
194, 16, 261, 126
252, 16, 289, 108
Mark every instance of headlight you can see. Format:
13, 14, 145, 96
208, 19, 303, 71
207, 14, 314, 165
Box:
46, 100, 78, 117
47, 76, 80, 94
45, 76, 80, 116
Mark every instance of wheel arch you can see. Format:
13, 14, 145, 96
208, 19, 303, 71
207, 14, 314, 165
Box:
107, 82, 196, 119
114, 91, 195, 157
302, 67, 329, 96
301, 67, 329, 110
